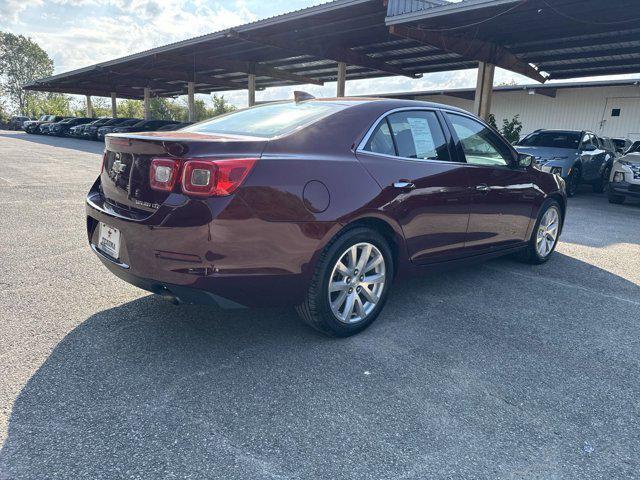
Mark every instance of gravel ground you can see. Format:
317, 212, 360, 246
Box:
0, 130, 639, 480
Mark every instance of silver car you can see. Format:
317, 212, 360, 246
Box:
515, 129, 614, 197
609, 142, 640, 204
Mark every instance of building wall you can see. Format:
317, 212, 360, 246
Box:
415, 84, 640, 140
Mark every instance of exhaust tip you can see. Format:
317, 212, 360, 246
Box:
155, 286, 181, 305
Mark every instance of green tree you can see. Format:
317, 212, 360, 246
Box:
118, 99, 144, 119
0, 32, 54, 115
487, 113, 523, 143
210, 94, 236, 117
501, 114, 523, 144
25, 92, 72, 117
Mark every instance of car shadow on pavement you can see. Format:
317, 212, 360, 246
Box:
0, 131, 104, 155
1, 254, 639, 479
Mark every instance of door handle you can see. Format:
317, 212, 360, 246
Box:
393, 181, 416, 190
475, 184, 491, 192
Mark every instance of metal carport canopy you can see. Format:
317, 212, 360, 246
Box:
22, 0, 446, 100
22, 0, 640, 102
385, 0, 640, 81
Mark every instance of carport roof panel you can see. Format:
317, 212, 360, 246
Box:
385, 0, 640, 80
24, 0, 451, 99
24, 0, 640, 99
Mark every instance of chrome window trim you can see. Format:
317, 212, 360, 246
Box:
356, 106, 462, 164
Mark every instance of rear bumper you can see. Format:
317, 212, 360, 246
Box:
91, 244, 245, 308
86, 178, 336, 308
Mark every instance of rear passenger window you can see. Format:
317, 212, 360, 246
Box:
363, 120, 395, 156
387, 111, 450, 161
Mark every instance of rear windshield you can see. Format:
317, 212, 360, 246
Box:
517, 131, 581, 149
183, 101, 349, 138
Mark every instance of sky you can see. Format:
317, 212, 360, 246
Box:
1, 0, 637, 107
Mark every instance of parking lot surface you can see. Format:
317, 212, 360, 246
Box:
0, 130, 639, 479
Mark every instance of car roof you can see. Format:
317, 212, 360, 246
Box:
287, 97, 471, 115
530, 129, 585, 135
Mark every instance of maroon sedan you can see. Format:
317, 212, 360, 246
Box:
87, 98, 566, 336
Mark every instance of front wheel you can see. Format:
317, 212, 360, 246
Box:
517, 199, 563, 265
296, 227, 393, 337
566, 166, 581, 197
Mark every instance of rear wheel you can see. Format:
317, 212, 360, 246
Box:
517, 199, 562, 264
566, 165, 581, 197
296, 227, 393, 337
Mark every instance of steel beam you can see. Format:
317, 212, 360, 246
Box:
86, 95, 93, 117
474, 62, 494, 120
143, 87, 151, 120
111, 92, 117, 117
228, 30, 420, 79
389, 25, 546, 83
336, 62, 346, 97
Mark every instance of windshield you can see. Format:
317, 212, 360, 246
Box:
183, 101, 349, 138
517, 131, 581, 149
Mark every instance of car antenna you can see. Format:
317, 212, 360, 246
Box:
294, 91, 315, 103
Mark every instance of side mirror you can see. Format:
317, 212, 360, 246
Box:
582, 144, 596, 152
517, 153, 533, 167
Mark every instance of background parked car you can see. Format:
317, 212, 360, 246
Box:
625, 140, 640, 155
25, 115, 65, 134
82, 117, 114, 139
51, 117, 94, 136
609, 146, 640, 204
110, 119, 179, 134
612, 137, 632, 155
97, 118, 142, 140
155, 122, 192, 131
8, 116, 31, 130
22, 115, 49, 132
515, 129, 612, 196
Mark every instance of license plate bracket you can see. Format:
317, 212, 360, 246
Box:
98, 222, 121, 259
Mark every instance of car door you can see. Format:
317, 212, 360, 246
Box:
356, 109, 471, 264
444, 112, 537, 253
579, 133, 606, 181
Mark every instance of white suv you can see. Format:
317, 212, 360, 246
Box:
609, 141, 640, 204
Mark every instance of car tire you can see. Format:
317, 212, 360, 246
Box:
296, 227, 394, 337
566, 165, 581, 197
593, 165, 611, 193
608, 192, 625, 204
516, 199, 563, 265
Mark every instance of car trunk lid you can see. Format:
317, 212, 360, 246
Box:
102, 132, 267, 216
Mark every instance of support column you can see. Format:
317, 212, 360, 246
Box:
143, 87, 151, 120
247, 74, 256, 107
85, 95, 94, 117
110, 92, 117, 118
187, 82, 196, 122
336, 62, 347, 97
473, 61, 495, 120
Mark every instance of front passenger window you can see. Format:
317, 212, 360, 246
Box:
447, 113, 512, 167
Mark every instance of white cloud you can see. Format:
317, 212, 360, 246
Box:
0, 0, 43, 24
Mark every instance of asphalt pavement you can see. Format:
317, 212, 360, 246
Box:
0, 130, 639, 479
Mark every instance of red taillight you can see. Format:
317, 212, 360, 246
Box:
150, 158, 180, 192
182, 158, 257, 197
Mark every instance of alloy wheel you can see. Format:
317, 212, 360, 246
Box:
328, 242, 386, 324
536, 206, 560, 258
